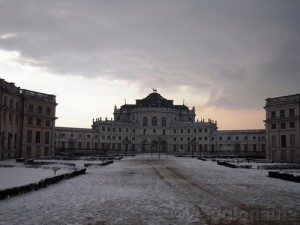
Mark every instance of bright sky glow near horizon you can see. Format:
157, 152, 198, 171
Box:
1, 0, 299, 130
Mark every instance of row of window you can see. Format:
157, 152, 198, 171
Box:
2, 96, 20, 110
28, 118, 52, 127
100, 127, 210, 134
2, 111, 19, 124
26, 146, 50, 157
57, 133, 96, 138
217, 135, 265, 141
271, 134, 296, 148
26, 130, 51, 144
27, 104, 52, 115
271, 122, 296, 129
270, 108, 295, 119
0, 132, 18, 149
142, 117, 167, 126
56, 142, 264, 152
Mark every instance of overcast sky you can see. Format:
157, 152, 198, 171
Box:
1, 0, 299, 129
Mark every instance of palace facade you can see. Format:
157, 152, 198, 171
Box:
264, 94, 300, 162
55, 91, 266, 158
0, 78, 57, 159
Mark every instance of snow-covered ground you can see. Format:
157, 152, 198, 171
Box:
0, 155, 299, 225
0, 167, 69, 190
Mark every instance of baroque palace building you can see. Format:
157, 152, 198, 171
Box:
264, 94, 300, 162
55, 91, 266, 158
0, 78, 57, 159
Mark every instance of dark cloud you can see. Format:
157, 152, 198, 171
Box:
1, 0, 300, 109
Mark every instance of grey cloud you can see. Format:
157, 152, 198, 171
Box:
1, 0, 300, 110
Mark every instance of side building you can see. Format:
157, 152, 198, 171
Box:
264, 94, 300, 162
55, 91, 266, 157
0, 78, 57, 159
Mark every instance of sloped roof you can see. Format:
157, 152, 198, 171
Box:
136, 92, 174, 108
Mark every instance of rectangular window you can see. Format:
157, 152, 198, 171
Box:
2, 111, 6, 122
289, 108, 294, 117
291, 150, 295, 162
45, 132, 50, 144
46, 107, 51, 115
290, 122, 295, 128
174, 129, 177, 134
199, 144, 202, 151
272, 150, 277, 159
28, 105, 34, 112
280, 123, 286, 129
28, 118, 33, 125
271, 135, 277, 147
26, 146, 31, 157
281, 150, 286, 161
271, 123, 276, 129
281, 135, 286, 148
204, 128, 208, 133
218, 137, 222, 140
290, 134, 295, 147
253, 144, 257, 152
280, 110, 285, 118
271, 111, 276, 119
27, 130, 32, 143
38, 106, 43, 114
45, 120, 51, 127
244, 144, 248, 151
36, 131, 41, 143
199, 129, 202, 133
211, 145, 215, 151
44, 147, 49, 156
36, 119, 41, 126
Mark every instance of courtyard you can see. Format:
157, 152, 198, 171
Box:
0, 155, 299, 225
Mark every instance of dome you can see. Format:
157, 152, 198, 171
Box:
136, 91, 173, 108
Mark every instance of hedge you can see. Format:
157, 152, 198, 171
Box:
268, 171, 300, 183
0, 168, 86, 200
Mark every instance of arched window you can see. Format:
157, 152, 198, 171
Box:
152, 117, 157, 126
162, 117, 166, 127
143, 117, 148, 126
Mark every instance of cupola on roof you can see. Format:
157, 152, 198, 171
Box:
136, 90, 173, 108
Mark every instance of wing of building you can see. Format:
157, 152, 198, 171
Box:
264, 94, 300, 162
0, 78, 57, 159
55, 91, 266, 158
